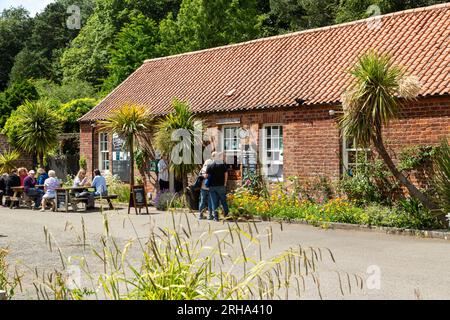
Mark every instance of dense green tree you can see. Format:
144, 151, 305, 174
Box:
9, 0, 95, 83
103, 14, 161, 92
0, 7, 32, 90
60, 12, 116, 85
56, 98, 98, 132
335, 0, 447, 23
159, 0, 263, 56
33, 79, 98, 105
0, 80, 39, 128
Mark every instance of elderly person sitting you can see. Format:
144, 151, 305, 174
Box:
24, 170, 44, 209
40, 170, 60, 212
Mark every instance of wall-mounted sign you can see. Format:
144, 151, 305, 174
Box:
216, 118, 241, 125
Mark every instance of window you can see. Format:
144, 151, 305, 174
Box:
342, 136, 371, 176
262, 125, 283, 180
222, 126, 241, 170
99, 133, 110, 172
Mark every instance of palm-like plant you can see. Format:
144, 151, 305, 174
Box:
434, 138, 450, 214
0, 150, 20, 174
154, 99, 203, 189
99, 104, 153, 190
16, 100, 61, 167
340, 50, 437, 210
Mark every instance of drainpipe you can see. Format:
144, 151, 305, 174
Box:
90, 121, 97, 176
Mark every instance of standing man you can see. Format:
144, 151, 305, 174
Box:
198, 157, 213, 220
158, 155, 169, 192
206, 152, 229, 222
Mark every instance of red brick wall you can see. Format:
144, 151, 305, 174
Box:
0, 134, 34, 169
79, 95, 450, 191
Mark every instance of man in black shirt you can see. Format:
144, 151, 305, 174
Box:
206, 152, 229, 221
5, 169, 20, 208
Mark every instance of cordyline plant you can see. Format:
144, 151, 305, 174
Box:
340, 50, 438, 211
16, 100, 61, 167
32, 212, 363, 300
99, 104, 153, 189
0, 149, 20, 174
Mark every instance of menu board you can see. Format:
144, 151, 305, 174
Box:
129, 185, 149, 215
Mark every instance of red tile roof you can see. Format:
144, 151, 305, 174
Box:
80, 3, 450, 121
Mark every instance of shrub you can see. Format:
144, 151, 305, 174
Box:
105, 175, 130, 203
434, 139, 450, 214
154, 191, 185, 211
0, 149, 20, 174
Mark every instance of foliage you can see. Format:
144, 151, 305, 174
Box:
0, 80, 39, 128
155, 191, 180, 211
105, 174, 130, 203
228, 186, 444, 230
153, 99, 203, 187
337, 159, 400, 206
34, 213, 352, 300
242, 171, 268, 196
398, 145, 438, 171
10, 99, 62, 166
61, 12, 116, 85
56, 98, 98, 132
339, 49, 437, 210
0, 6, 32, 90
79, 155, 87, 170
0, 150, 20, 174
158, 0, 263, 56
434, 138, 450, 213
103, 14, 161, 92
0, 248, 21, 300
33, 79, 98, 105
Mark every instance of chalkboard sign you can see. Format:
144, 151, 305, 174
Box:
129, 185, 149, 215
56, 189, 68, 212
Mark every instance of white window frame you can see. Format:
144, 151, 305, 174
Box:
342, 135, 371, 175
222, 125, 242, 169
99, 132, 110, 173
261, 124, 283, 181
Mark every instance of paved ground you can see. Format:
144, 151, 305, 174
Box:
1, 206, 450, 300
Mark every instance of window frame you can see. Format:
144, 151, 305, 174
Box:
99, 132, 110, 173
342, 135, 371, 175
261, 124, 284, 181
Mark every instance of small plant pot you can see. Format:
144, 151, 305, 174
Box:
0, 290, 6, 300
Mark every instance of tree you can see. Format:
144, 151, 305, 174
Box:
159, 0, 263, 56
56, 98, 98, 132
154, 99, 203, 189
34, 79, 98, 105
99, 104, 153, 198
9, 0, 95, 83
0, 7, 32, 90
0, 80, 39, 128
434, 138, 450, 214
103, 14, 161, 92
13, 100, 62, 167
61, 12, 116, 85
339, 50, 438, 210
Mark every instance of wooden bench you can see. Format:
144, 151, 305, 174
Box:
94, 195, 118, 210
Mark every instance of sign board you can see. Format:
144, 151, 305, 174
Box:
129, 185, 149, 215
216, 118, 241, 125
56, 189, 68, 212
148, 160, 159, 173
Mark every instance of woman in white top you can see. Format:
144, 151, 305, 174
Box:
198, 158, 213, 220
73, 169, 89, 187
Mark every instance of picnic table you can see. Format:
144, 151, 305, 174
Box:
9, 185, 44, 209
55, 186, 118, 212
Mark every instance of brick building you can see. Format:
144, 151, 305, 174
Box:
79, 4, 449, 193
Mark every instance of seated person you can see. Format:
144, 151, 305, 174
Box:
0, 173, 8, 206
18, 167, 28, 186
73, 169, 89, 187
5, 169, 20, 208
37, 168, 49, 186
91, 169, 108, 197
24, 170, 44, 209
40, 170, 60, 212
